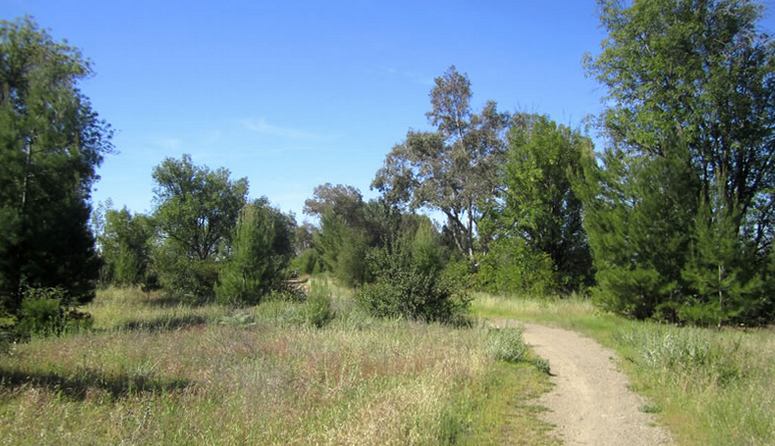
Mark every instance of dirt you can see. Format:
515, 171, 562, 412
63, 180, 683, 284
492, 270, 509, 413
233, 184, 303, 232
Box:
494, 320, 672, 445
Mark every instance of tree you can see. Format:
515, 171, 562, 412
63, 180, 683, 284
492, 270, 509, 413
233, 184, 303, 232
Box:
372, 66, 510, 260
98, 207, 155, 287
304, 183, 365, 226
486, 114, 593, 292
581, 0, 775, 323
0, 18, 112, 313
216, 199, 295, 305
151, 154, 248, 301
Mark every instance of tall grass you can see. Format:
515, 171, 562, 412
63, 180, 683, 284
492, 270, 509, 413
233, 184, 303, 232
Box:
0, 286, 555, 445
474, 294, 775, 446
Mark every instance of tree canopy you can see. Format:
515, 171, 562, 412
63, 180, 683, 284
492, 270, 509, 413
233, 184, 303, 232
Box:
372, 66, 510, 260
0, 17, 112, 312
580, 0, 775, 324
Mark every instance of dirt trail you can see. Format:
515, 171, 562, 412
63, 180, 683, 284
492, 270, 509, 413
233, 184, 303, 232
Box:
495, 320, 672, 446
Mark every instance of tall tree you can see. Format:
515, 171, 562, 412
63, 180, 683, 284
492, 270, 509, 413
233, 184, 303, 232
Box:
151, 154, 248, 300
487, 113, 593, 291
581, 0, 775, 323
0, 18, 112, 312
372, 66, 510, 260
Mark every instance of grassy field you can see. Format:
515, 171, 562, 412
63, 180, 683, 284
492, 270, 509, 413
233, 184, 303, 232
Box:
473, 294, 775, 446
0, 285, 556, 445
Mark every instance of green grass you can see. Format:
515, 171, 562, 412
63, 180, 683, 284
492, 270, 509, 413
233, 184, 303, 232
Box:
473, 293, 775, 446
0, 286, 556, 445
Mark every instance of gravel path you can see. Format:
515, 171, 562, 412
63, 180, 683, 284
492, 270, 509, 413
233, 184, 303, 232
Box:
495, 320, 672, 446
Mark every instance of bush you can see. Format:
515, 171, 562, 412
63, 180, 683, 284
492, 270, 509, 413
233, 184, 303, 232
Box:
476, 237, 556, 296
356, 241, 469, 324
302, 284, 334, 328
153, 246, 220, 303
486, 327, 527, 362
291, 248, 323, 275
15, 287, 93, 338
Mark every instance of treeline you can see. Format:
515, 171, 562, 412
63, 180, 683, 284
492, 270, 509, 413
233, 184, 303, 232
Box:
2, 0, 774, 337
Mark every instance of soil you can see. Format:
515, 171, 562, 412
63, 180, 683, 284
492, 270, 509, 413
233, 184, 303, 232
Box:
494, 320, 673, 446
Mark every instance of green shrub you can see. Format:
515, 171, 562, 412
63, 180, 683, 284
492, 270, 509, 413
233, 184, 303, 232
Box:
15, 287, 93, 338
486, 327, 527, 362
357, 241, 470, 324
302, 284, 334, 328
476, 237, 556, 296
290, 248, 323, 275
153, 243, 220, 303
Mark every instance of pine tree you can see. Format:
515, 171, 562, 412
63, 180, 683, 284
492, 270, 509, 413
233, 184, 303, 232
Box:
582, 0, 775, 324
216, 200, 294, 305
0, 18, 112, 312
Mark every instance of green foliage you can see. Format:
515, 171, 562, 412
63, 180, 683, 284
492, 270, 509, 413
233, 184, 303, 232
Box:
215, 199, 295, 306
151, 244, 220, 303
290, 248, 323, 275
313, 210, 371, 287
15, 287, 93, 338
0, 18, 111, 314
485, 113, 593, 292
476, 236, 556, 296
372, 66, 510, 260
302, 283, 334, 328
356, 231, 469, 324
98, 207, 155, 287
151, 154, 248, 301
486, 327, 527, 363
581, 0, 775, 325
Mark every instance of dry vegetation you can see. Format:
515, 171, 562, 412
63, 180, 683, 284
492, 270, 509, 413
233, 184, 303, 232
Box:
0, 286, 555, 445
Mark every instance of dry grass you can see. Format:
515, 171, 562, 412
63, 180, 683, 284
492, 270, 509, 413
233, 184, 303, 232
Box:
0, 287, 555, 445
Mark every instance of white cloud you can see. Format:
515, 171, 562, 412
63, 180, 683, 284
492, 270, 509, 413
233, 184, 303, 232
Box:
150, 136, 183, 150
383, 67, 434, 86
241, 118, 322, 140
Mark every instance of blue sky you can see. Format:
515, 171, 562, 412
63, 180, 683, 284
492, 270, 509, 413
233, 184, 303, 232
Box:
3, 0, 775, 222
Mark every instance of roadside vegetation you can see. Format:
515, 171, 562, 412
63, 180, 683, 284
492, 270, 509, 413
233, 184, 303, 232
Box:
474, 295, 775, 446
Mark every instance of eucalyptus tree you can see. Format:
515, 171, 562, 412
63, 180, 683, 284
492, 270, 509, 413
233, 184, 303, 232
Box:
151, 154, 248, 301
372, 66, 510, 260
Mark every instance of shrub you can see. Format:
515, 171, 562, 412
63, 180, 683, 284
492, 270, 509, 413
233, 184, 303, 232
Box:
15, 287, 93, 338
153, 246, 220, 303
302, 284, 334, 328
356, 241, 469, 324
476, 237, 556, 296
486, 327, 527, 362
290, 248, 323, 275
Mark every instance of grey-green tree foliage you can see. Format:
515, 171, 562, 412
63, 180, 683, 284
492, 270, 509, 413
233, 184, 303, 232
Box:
481, 114, 594, 293
372, 66, 510, 260
151, 154, 248, 301
304, 183, 372, 286
0, 18, 112, 313
216, 199, 295, 305
98, 207, 155, 287
579, 0, 775, 324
